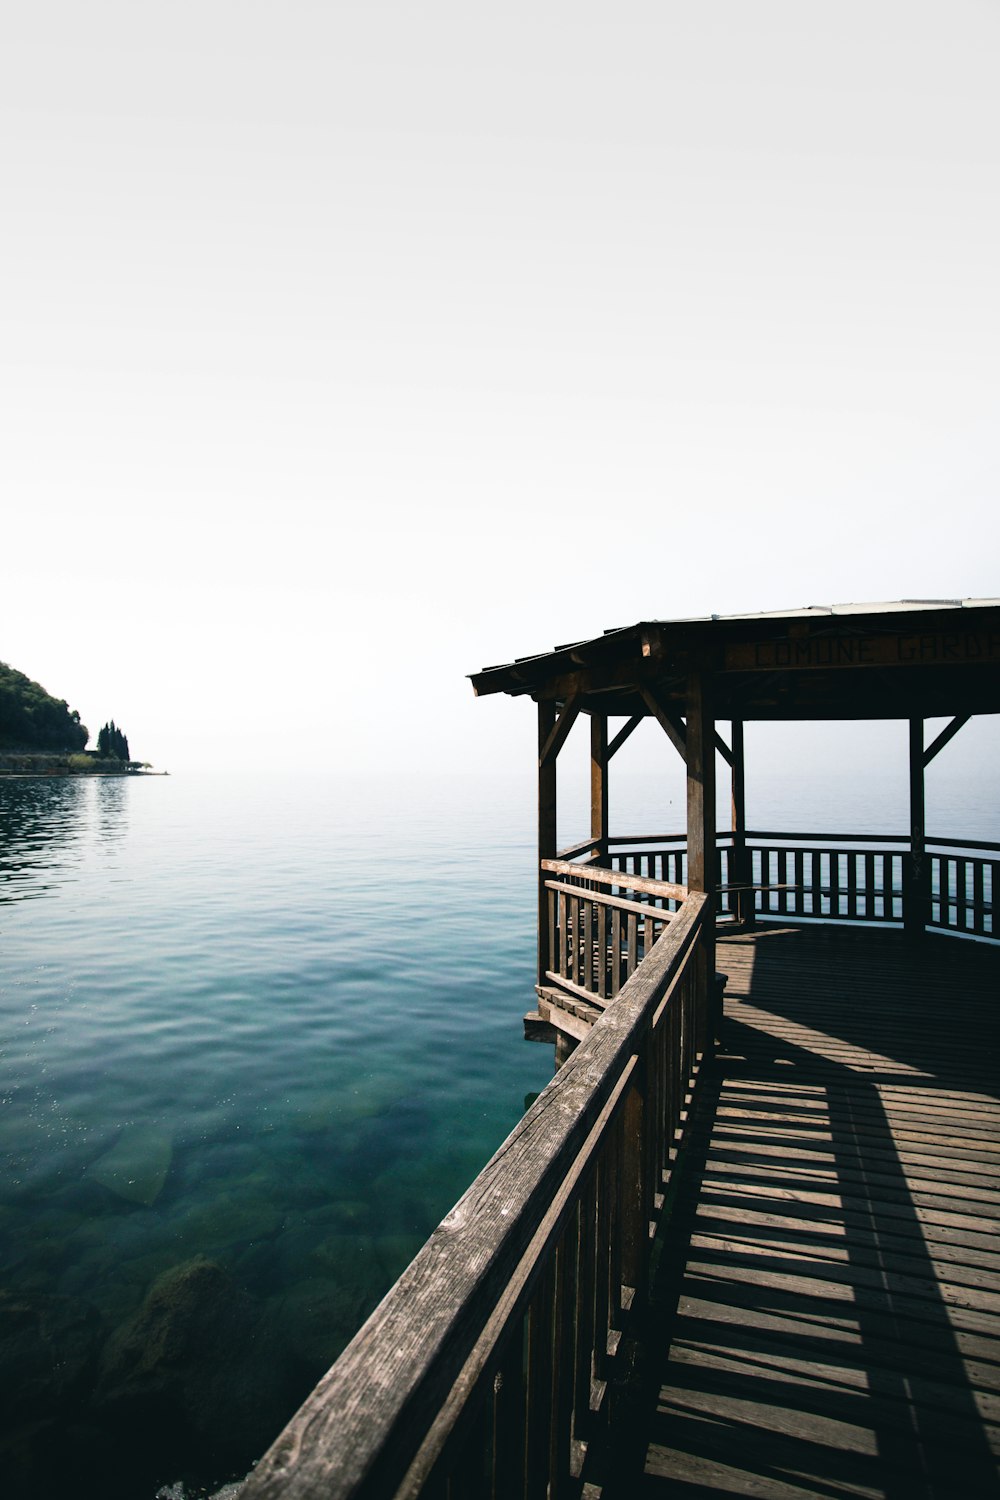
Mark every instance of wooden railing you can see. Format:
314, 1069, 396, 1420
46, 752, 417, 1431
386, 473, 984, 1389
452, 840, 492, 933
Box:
593, 831, 996, 939
242, 893, 711, 1500
928, 838, 997, 938
541, 857, 687, 1004
743, 832, 907, 924
605, 834, 688, 892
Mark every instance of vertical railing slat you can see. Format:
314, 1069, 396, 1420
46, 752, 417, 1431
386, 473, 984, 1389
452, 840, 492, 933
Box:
573, 1181, 597, 1449
548, 887, 557, 974
524, 1269, 554, 1500
972, 860, 985, 936
610, 908, 621, 997
592, 1153, 611, 1391
490, 1327, 526, 1500
583, 898, 593, 990
549, 1233, 575, 1500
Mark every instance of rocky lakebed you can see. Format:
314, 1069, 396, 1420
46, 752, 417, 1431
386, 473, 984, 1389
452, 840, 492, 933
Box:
0, 1089, 444, 1499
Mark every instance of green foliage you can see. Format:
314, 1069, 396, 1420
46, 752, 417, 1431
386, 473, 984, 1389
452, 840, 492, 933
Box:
97, 720, 130, 761
0, 661, 89, 752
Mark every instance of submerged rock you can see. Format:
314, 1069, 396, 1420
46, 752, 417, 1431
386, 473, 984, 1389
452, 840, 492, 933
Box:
268, 1274, 375, 1379
86, 1126, 174, 1206
94, 1256, 297, 1486
165, 1185, 284, 1252
0, 1288, 102, 1422
0, 1291, 105, 1499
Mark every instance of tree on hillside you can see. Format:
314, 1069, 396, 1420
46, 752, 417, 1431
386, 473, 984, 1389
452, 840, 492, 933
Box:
97, 721, 131, 761
0, 662, 88, 751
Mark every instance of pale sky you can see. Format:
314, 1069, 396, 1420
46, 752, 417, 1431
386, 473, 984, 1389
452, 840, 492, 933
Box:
3, 2, 998, 776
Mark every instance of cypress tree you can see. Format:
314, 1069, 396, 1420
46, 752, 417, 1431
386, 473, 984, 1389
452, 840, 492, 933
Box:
96, 721, 132, 760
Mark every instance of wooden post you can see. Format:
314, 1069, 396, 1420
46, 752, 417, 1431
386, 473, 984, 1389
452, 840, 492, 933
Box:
590, 714, 609, 864
731, 719, 752, 928
538, 700, 557, 989
906, 717, 927, 939
686, 671, 717, 1049
619, 1067, 647, 1299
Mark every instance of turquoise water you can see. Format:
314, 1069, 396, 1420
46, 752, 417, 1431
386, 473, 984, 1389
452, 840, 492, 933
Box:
0, 772, 554, 1499
1, 744, 996, 1498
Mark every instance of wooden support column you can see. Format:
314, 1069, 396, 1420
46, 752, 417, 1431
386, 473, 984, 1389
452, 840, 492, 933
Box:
686, 671, 717, 1049
907, 714, 970, 937
906, 717, 928, 939
590, 714, 609, 864
538, 700, 558, 989
731, 719, 753, 929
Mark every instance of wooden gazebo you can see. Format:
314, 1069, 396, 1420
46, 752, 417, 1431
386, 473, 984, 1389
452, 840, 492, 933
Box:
245, 599, 999, 1500
472, 599, 999, 1062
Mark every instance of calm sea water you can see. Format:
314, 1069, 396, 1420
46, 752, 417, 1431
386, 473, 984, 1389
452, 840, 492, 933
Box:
1, 746, 997, 1498
0, 771, 558, 1499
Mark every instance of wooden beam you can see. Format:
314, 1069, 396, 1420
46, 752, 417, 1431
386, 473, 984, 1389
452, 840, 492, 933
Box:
607, 713, 643, 760
686, 675, 715, 896
538, 701, 557, 987
922, 713, 971, 767
905, 717, 927, 940
730, 719, 753, 928
640, 686, 687, 762
590, 714, 608, 864
638, 691, 732, 766
538, 692, 581, 768
714, 731, 733, 767
730, 721, 745, 843
686, 670, 717, 1048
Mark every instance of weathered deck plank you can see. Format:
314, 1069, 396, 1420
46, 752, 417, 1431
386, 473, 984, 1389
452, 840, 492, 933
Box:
609, 925, 1000, 1499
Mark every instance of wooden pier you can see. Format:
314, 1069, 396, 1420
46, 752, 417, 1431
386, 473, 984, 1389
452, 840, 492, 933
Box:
242, 600, 999, 1500
605, 924, 1000, 1499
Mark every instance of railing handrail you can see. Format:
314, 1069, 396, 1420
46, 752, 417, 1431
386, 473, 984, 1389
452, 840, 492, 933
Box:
555, 835, 605, 860
543, 876, 676, 920
578, 828, 1000, 855
541, 856, 687, 903
745, 828, 911, 844
242, 893, 708, 1500
922, 835, 1000, 854
606, 832, 689, 847
747, 830, 1000, 852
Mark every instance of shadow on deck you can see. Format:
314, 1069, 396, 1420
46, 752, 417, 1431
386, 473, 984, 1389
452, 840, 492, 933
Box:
604, 924, 1000, 1500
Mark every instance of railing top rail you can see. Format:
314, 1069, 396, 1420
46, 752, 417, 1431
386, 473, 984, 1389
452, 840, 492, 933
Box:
574, 830, 1000, 854
747, 830, 1000, 853
744, 828, 911, 844
543, 876, 677, 920
925, 835, 1000, 854
541, 857, 687, 903
606, 832, 688, 847
242, 893, 707, 1500
555, 836, 604, 861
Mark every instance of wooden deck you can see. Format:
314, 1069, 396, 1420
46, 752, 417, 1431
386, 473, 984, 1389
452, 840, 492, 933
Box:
606, 924, 1000, 1500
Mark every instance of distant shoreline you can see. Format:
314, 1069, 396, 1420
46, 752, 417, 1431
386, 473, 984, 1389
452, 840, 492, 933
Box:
0, 754, 166, 778
0, 770, 167, 778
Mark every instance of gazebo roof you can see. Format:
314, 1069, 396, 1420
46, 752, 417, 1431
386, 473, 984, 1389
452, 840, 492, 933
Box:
470, 599, 1000, 721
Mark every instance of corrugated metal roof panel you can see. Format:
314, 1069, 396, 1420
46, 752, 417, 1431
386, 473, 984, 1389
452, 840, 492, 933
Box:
645, 598, 999, 627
